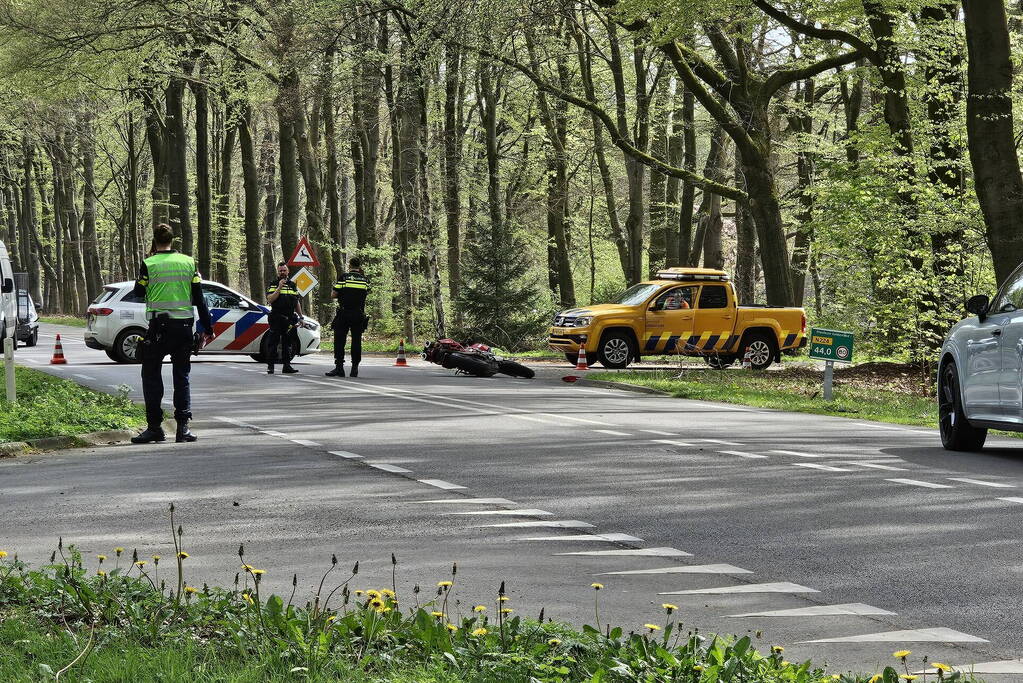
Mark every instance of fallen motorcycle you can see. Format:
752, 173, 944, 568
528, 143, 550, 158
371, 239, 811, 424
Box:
422, 339, 535, 379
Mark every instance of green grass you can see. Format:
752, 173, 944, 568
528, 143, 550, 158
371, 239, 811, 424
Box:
0, 366, 145, 443
590, 367, 938, 428
39, 315, 86, 327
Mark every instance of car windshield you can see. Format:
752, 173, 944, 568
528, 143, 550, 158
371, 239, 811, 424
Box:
615, 284, 660, 306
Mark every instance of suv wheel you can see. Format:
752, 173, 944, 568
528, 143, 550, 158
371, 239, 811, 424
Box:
743, 332, 775, 370
598, 331, 633, 369
112, 328, 146, 364
939, 361, 987, 451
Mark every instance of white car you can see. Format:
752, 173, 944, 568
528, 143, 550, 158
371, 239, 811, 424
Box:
939, 270, 1023, 451
85, 280, 321, 363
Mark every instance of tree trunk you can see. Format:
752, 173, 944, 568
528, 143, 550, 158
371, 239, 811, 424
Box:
165, 76, 192, 252
239, 105, 262, 299
79, 114, 103, 300
323, 45, 345, 275
141, 85, 169, 230
443, 41, 463, 320
963, 0, 1023, 285
648, 80, 671, 275
789, 79, 815, 307
259, 129, 280, 280
676, 86, 696, 266
688, 126, 728, 266
277, 75, 301, 261
734, 153, 756, 304
192, 77, 213, 276
294, 94, 336, 321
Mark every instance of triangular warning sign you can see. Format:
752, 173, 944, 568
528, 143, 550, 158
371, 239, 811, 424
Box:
287, 236, 320, 267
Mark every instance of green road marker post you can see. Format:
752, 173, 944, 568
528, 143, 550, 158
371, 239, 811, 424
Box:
808, 328, 854, 401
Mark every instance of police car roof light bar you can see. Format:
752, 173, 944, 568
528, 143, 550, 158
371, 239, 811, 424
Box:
656, 271, 730, 282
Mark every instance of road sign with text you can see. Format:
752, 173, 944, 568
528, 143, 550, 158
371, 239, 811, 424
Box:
808, 327, 854, 363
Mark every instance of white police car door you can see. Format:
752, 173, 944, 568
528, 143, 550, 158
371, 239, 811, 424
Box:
202, 284, 270, 354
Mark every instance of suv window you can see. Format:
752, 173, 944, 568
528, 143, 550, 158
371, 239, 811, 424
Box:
993, 269, 1023, 313
203, 285, 245, 310
698, 285, 728, 309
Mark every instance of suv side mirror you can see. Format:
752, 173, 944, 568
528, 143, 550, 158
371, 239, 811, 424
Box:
1, 278, 12, 294
966, 294, 990, 320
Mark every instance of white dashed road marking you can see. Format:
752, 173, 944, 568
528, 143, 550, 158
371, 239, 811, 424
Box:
556, 547, 691, 557
997, 497, 1023, 504
73, 374, 96, 381
418, 479, 467, 490
847, 461, 906, 471
421, 498, 517, 505
517, 533, 644, 543
260, 430, 289, 438
792, 463, 853, 472
446, 509, 552, 516
947, 477, 1016, 488
886, 478, 953, 489
719, 450, 768, 459
770, 449, 820, 458
660, 582, 818, 596
594, 429, 631, 437
367, 463, 412, 474
701, 439, 742, 446
538, 413, 613, 426
291, 439, 321, 447
726, 603, 896, 617
329, 450, 363, 459
642, 430, 676, 436
599, 564, 752, 576
653, 439, 693, 447
480, 520, 594, 529
803, 627, 987, 644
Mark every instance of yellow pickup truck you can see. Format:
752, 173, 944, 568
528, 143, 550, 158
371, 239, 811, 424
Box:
549, 268, 806, 370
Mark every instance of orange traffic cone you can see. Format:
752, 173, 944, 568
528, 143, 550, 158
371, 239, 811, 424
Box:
741, 346, 752, 370
50, 334, 68, 365
394, 338, 409, 367
575, 340, 589, 371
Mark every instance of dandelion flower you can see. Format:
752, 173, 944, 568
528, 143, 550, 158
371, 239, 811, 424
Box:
96, 570, 106, 577
326, 615, 337, 623
781, 661, 791, 667
591, 582, 603, 590
932, 664, 951, 673
0, 550, 7, 559
366, 590, 381, 598
772, 646, 785, 654
831, 676, 841, 681
662, 603, 678, 613
369, 598, 384, 609
250, 569, 265, 576
184, 586, 198, 594
152, 555, 161, 562
381, 589, 395, 597
498, 596, 510, 602
242, 593, 254, 605
430, 611, 445, 618
869, 676, 882, 683
548, 638, 561, 645
437, 581, 453, 588
471, 627, 488, 637
177, 552, 189, 559
900, 676, 918, 681
135, 561, 147, 568
693, 665, 704, 672
644, 623, 660, 632
242, 564, 254, 572
355, 590, 364, 596
115, 547, 124, 555
500, 608, 513, 614
96, 555, 106, 562
473, 605, 487, 613
446, 623, 458, 632
893, 650, 912, 659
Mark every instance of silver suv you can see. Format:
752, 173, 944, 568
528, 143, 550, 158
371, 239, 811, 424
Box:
939, 268, 1023, 450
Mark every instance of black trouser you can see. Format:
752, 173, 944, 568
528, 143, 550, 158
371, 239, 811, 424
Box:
140, 317, 194, 429
265, 314, 294, 367
333, 309, 365, 367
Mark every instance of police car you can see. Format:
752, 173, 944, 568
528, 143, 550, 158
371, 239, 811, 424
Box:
85, 279, 321, 363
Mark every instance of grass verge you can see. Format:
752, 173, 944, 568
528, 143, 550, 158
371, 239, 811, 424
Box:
590, 364, 938, 428
0, 510, 963, 683
0, 366, 144, 442
39, 315, 86, 327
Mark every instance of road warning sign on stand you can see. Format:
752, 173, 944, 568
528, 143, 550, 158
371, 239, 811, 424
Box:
292, 267, 318, 296
287, 236, 320, 267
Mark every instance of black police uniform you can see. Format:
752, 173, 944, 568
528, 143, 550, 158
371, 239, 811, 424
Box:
326, 270, 370, 377
265, 278, 301, 374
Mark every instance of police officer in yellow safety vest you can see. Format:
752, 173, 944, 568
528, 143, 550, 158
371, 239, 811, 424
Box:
130, 224, 213, 444
325, 257, 370, 378
265, 261, 304, 375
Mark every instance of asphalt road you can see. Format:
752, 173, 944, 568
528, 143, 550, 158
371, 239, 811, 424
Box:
4, 323, 1023, 679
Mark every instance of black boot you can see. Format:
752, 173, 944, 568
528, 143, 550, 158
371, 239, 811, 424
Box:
131, 426, 166, 444
350, 364, 359, 378
267, 364, 275, 374
175, 418, 198, 443
325, 364, 345, 377
282, 364, 298, 374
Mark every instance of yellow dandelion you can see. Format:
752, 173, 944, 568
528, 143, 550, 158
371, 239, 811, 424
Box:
831, 676, 841, 681
548, 638, 561, 645
500, 608, 513, 614
662, 603, 678, 613
242, 564, 254, 572
900, 676, 918, 682
242, 593, 254, 605
184, 586, 198, 594
326, 615, 337, 623
932, 663, 951, 673
644, 623, 661, 631
134, 561, 146, 568
381, 589, 395, 597
591, 582, 603, 590
437, 580, 453, 588
355, 590, 364, 596
250, 569, 265, 576
177, 552, 189, 559
498, 596, 510, 602
152, 555, 161, 561
375, 606, 392, 614
781, 661, 791, 667
869, 676, 882, 683
369, 598, 384, 609
474, 605, 487, 612
96, 570, 107, 577
366, 590, 381, 598
430, 611, 445, 618
96, 555, 106, 562
114, 547, 124, 555
0, 550, 7, 559
471, 627, 488, 637
772, 645, 785, 654
893, 650, 912, 659
446, 623, 458, 632
693, 665, 704, 672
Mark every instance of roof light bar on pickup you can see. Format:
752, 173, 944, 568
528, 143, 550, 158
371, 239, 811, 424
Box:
655, 271, 729, 281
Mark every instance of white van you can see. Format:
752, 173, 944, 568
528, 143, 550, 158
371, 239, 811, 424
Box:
0, 241, 15, 346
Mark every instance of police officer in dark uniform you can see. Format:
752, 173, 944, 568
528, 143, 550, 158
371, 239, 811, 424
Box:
326, 257, 370, 378
265, 262, 304, 375
131, 224, 213, 444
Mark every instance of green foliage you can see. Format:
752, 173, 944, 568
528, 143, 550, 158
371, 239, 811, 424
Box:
0, 366, 144, 442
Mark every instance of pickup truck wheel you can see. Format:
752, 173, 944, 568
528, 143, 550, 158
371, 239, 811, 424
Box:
743, 333, 775, 370
705, 354, 735, 370
939, 361, 987, 451
598, 331, 633, 369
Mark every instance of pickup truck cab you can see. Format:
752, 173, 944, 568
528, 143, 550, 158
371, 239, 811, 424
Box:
548, 268, 806, 370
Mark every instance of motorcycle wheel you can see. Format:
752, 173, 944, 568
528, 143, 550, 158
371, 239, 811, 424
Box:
448, 352, 497, 377
497, 360, 535, 379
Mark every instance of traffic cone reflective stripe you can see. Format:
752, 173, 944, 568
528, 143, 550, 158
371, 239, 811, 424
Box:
50, 334, 67, 365
576, 341, 589, 371
741, 346, 752, 370
394, 338, 409, 367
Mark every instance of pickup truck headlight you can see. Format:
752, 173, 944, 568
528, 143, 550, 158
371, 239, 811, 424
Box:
574, 316, 592, 328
